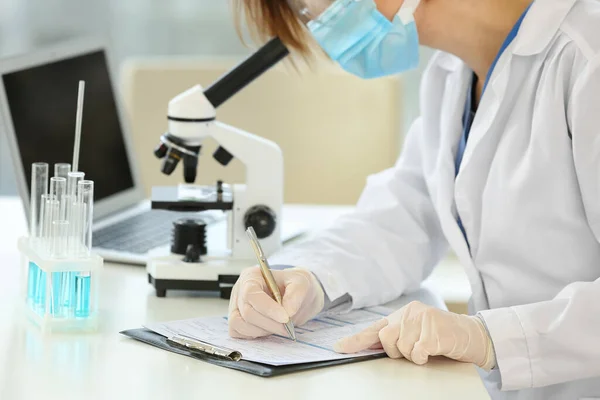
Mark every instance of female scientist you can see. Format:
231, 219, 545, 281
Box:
227, 0, 600, 397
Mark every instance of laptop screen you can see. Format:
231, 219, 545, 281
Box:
2, 50, 134, 201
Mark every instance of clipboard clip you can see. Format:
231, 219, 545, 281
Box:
167, 334, 242, 362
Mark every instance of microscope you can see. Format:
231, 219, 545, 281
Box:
147, 38, 290, 298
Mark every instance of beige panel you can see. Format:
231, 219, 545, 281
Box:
120, 58, 404, 205
446, 302, 469, 315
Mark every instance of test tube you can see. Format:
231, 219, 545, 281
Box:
50, 177, 66, 204
78, 180, 94, 255
28, 163, 48, 304
66, 173, 84, 254
60, 194, 75, 221
38, 194, 54, 250
63, 197, 81, 312
50, 220, 69, 317
67, 171, 85, 198
75, 271, 91, 318
69, 202, 85, 256
43, 198, 60, 245
54, 163, 71, 179
30, 163, 49, 240
61, 269, 76, 315
34, 196, 58, 313
76, 180, 94, 319
52, 220, 69, 258
51, 176, 68, 221
65, 200, 85, 314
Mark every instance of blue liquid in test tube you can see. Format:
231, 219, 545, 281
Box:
49, 219, 70, 317
50, 271, 75, 317
27, 262, 39, 304
75, 274, 91, 318
50, 272, 61, 316
34, 269, 47, 315
61, 272, 76, 311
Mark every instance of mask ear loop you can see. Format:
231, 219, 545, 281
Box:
305, 0, 355, 30
397, 0, 421, 24
299, 7, 316, 21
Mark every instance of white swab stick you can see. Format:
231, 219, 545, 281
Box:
72, 80, 86, 172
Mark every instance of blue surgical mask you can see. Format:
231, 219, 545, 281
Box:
305, 0, 421, 79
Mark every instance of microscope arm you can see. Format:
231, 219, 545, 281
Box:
210, 121, 283, 258
210, 121, 283, 193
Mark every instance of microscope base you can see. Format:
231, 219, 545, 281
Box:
147, 254, 255, 299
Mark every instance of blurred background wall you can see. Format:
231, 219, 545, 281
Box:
0, 0, 433, 197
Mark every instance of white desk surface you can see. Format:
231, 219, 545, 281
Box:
0, 197, 488, 400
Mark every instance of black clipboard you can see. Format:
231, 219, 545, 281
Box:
120, 328, 386, 377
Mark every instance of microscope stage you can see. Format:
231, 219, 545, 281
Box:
151, 185, 233, 212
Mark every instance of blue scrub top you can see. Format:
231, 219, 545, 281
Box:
455, 3, 532, 243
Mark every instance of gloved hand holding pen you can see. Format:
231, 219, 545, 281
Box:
228, 267, 325, 339
333, 301, 496, 371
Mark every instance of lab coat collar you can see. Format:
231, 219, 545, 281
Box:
434, 52, 463, 73
512, 0, 577, 56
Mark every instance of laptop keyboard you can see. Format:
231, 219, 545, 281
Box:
93, 210, 222, 255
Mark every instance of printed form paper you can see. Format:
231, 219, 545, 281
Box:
144, 306, 392, 366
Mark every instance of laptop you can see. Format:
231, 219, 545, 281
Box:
0, 38, 224, 265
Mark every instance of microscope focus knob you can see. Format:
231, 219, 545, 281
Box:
171, 219, 207, 262
244, 205, 276, 239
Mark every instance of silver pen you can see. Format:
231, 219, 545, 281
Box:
246, 227, 297, 341
167, 334, 242, 361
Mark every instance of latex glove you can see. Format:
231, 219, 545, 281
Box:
228, 267, 325, 339
334, 301, 496, 371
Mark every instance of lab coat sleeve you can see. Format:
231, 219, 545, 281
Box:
269, 118, 448, 309
478, 55, 600, 391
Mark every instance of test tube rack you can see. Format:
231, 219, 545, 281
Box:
19, 236, 103, 333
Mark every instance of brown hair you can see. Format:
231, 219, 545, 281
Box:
233, 0, 314, 56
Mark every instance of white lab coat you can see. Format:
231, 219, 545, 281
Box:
270, 0, 600, 398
